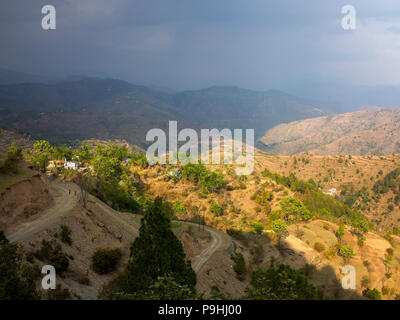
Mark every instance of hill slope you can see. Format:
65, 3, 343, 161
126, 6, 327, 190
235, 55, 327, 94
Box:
0, 79, 325, 146
258, 108, 400, 155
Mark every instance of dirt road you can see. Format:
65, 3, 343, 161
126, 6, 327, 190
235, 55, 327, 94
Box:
7, 178, 79, 242
7, 177, 229, 273
175, 221, 229, 273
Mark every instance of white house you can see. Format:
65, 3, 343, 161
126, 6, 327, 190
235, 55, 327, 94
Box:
324, 188, 337, 196
64, 159, 81, 170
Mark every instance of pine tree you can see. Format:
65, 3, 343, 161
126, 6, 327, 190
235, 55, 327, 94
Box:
119, 197, 196, 294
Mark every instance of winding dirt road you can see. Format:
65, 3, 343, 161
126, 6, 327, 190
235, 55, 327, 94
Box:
7, 178, 79, 242
7, 177, 229, 273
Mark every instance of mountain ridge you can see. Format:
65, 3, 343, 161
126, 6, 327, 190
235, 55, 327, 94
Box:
258, 108, 400, 155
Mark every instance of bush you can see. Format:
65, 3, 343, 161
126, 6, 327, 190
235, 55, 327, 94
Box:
34, 240, 69, 273
226, 229, 248, 245
361, 276, 371, 288
247, 263, 322, 300
46, 285, 71, 300
60, 225, 72, 245
181, 163, 226, 193
209, 200, 224, 216
363, 288, 382, 300
0, 234, 40, 299
339, 245, 355, 259
313, 242, 326, 253
92, 248, 122, 275
231, 252, 246, 280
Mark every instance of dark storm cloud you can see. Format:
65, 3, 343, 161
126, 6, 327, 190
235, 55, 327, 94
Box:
1, 0, 400, 91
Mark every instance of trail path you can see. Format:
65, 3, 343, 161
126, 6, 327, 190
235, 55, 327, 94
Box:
7, 177, 229, 272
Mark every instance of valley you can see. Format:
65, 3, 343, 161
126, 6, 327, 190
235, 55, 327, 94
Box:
1, 138, 400, 300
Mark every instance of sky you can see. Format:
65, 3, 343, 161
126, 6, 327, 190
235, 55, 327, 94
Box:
1, 0, 400, 94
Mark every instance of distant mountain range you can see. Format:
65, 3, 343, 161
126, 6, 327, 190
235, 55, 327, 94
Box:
258, 108, 400, 155
0, 69, 325, 147
0, 68, 57, 85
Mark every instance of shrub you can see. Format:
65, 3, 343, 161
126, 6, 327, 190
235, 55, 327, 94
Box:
313, 242, 326, 253
0, 234, 40, 299
250, 222, 264, 236
181, 163, 226, 193
339, 245, 355, 259
247, 263, 322, 300
46, 285, 71, 300
34, 240, 69, 273
280, 198, 311, 222
60, 225, 72, 245
363, 288, 382, 300
226, 229, 248, 245
173, 200, 186, 215
361, 275, 371, 288
231, 252, 246, 280
92, 248, 122, 275
209, 200, 224, 217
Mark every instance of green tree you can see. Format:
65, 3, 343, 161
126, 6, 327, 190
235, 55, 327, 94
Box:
337, 224, 345, 242
30, 140, 54, 172
246, 263, 322, 300
250, 222, 264, 236
53, 146, 73, 160
119, 197, 196, 294
363, 288, 382, 300
352, 218, 369, 235
112, 274, 197, 300
0, 142, 23, 174
280, 198, 311, 223
339, 245, 355, 260
271, 219, 287, 247
92, 248, 122, 275
0, 232, 39, 300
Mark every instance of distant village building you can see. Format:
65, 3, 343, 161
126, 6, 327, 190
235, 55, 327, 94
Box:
64, 159, 81, 170
324, 188, 337, 196
47, 160, 64, 170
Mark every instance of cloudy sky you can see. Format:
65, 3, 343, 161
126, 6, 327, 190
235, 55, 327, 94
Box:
1, 0, 400, 93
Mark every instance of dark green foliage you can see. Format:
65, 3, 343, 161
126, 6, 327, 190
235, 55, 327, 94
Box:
0, 230, 8, 245
363, 288, 382, 300
261, 169, 369, 228
53, 146, 73, 161
30, 140, 54, 172
0, 233, 40, 300
338, 245, 355, 259
231, 252, 246, 280
92, 248, 122, 275
246, 263, 322, 300
280, 198, 311, 222
89, 143, 141, 213
33, 240, 69, 273
209, 200, 224, 216
0, 142, 23, 174
250, 222, 264, 235
373, 167, 400, 196
128, 152, 149, 168
60, 225, 72, 245
112, 274, 197, 300
226, 229, 248, 245
182, 163, 226, 193
118, 197, 196, 294
46, 285, 71, 300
